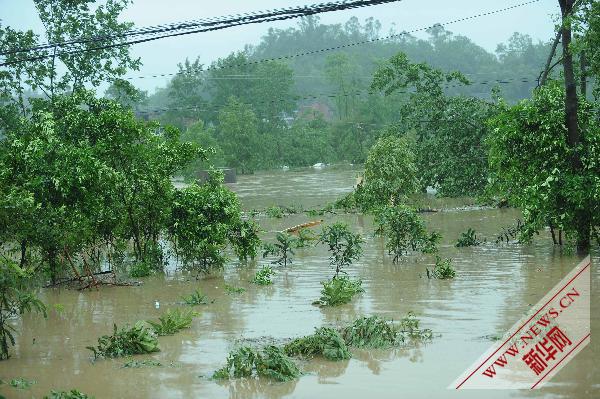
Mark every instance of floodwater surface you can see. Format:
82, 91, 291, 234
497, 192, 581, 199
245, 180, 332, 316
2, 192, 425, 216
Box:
1, 166, 598, 399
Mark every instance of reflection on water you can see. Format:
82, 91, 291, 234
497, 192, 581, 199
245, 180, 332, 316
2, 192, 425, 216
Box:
1, 166, 597, 399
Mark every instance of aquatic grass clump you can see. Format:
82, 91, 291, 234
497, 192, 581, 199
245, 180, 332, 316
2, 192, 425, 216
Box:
224, 284, 246, 294
455, 228, 482, 247
284, 327, 351, 361
340, 316, 403, 349
252, 265, 275, 285
317, 276, 364, 306
147, 308, 198, 336
43, 390, 93, 399
121, 358, 162, 368
213, 345, 300, 382
86, 321, 159, 359
180, 288, 209, 305
427, 256, 456, 279
266, 206, 285, 218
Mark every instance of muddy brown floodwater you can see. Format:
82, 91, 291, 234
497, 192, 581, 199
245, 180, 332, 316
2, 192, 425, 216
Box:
1, 165, 598, 399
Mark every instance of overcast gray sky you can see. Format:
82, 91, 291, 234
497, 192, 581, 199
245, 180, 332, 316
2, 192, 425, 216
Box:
0, 0, 560, 93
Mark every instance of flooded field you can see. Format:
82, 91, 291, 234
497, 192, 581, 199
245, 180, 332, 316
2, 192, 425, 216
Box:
1, 166, 597, 399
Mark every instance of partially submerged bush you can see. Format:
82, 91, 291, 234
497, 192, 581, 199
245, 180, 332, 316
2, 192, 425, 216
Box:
341, 313, 432, 348
147, 308, 198, 336
229, 219, 261, 262
398, 312, 433, 340
87, 321, 159, 359
224, 284, 246, 294
284, 327, 351, 361
294, 228, 316, 249
319, 222, 363, 277
374, 205, 440, 262
262, 232, 296, 266
129, 261, 152, 278
213, 345, 300, 382
427, 256, 456, 279
266, 206, 285, 218
340, 316, 403, 349
252, 265, 275, 285
44, 390, 93, 399
317, 276, 363, 306
455, 228, 482, 247
180, 288, 209, 305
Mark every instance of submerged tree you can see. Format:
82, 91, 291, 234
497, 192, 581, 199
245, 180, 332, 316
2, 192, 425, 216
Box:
487, 82, 599, 248
319, 223, 363, 277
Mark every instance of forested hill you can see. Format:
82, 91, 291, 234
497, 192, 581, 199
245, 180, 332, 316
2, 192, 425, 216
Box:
245, 16, 549, 101
134, 16, 558, 173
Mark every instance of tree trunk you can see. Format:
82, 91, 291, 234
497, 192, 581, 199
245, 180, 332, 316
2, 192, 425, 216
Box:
559, 0, 590, 254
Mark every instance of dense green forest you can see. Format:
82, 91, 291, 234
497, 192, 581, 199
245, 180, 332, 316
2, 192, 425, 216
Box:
126, 16, 562, 175
0, 2, 599, 391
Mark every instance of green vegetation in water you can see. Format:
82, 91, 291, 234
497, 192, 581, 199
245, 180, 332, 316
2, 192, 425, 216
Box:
266, 206, 285, 219
455, 228, 482, 247
426, 257, 456, 279
262, 232, 296, 266
340, 316, 403, 349
147, 308, 198, 336
252, 265, 275, 285
374, 205, 440, 262
398, 312, 434, 340
341, 313, 432, 348
229, 219, 262, 263
43, 390, 93, 399
213, 345, 300, 382
284, 327, 351, 361
224, 284, 246, 294
7, 377, 36, 389
319, 222, 363, 277
121, 358, 163, 368
129, 261, 153, 278
0, 259, 47, 360
86, 321, 159, 359
180, 288, 209, 305
317, 276, 364, 306
294, 228, 316, 249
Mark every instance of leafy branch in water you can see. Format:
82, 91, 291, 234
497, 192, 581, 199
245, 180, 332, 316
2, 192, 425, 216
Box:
86, 321, 159, 359
213, 345, 300, 382
43, 390, 93, 399
319, 222, 363, 277
147, 308, 198, 336
340, 314, 432, 348
224, 284, 246, 295
262, 232, 296, 266
455, 228, 482, 247
426, 256, 456, 279
316, 276, 364, 306
180, 288, 209, 306
374, 205, 440, 262
252, 265, 275, 285
284, 327, 351, 361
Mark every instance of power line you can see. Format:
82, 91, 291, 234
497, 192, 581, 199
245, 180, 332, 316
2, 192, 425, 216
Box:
123, 0, 542, 82
0, 0, 404, 66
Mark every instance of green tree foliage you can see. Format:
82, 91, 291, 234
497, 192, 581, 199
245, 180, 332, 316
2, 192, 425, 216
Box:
318, 223, 363, 277
374, 205, 440, 262
216, 97, 260, 174
0, 0, 140, 112
169, 173, 242, 274
0, 259, 46, 360
371, 52, 495, 197
487, 82, 600, 246
358, 135, 418, 210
